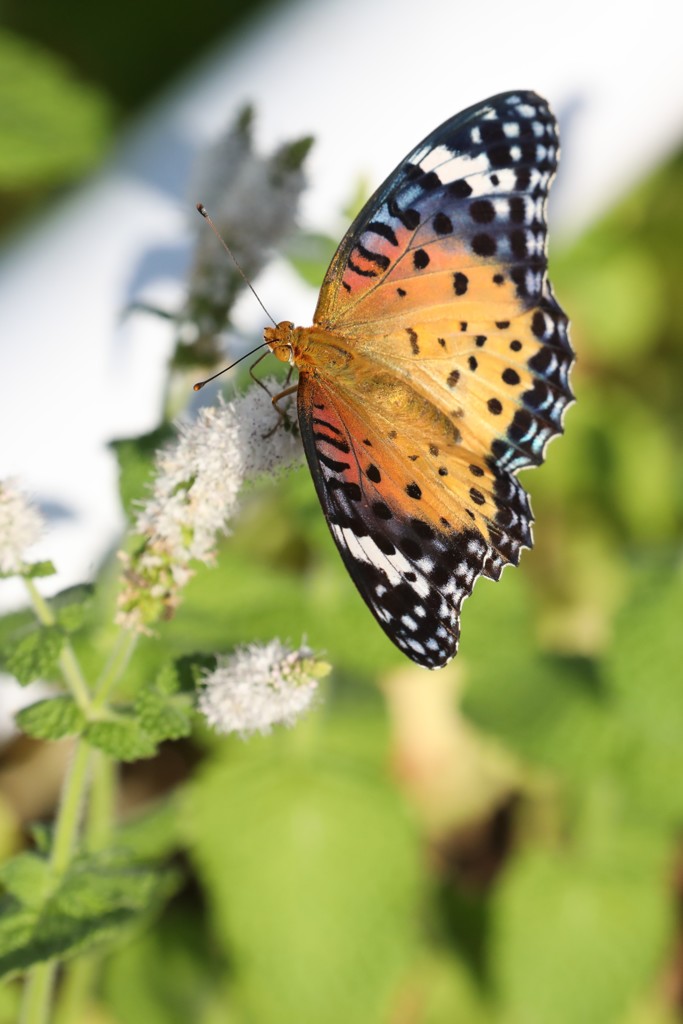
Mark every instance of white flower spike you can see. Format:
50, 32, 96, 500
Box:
198, 640, 329, 738
117, 381, 301, 631
0, 480, 45, 576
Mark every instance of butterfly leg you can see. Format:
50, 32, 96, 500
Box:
248, 351, 272, 394
250, 355, 294, 390
272, 383, 298, 408
262, 383, 298, 439
248, 352, 297, 437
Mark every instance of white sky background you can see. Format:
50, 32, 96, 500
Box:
1, 0, 682, 619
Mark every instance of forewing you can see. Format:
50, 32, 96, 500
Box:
313, 88, 573, 480
314, 90, 560, 335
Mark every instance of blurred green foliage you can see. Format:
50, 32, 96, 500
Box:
0, 29, 112, 190
0, 849, 180, 976
1, 0, 277, 113
0, 0, 275, 230
0, 26, 113, 228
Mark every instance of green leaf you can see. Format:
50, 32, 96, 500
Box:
84, 719, 158, 762
102, 901, 225, 1024
491, 836, 673, 1024
155, 664, 180, 695
408, 953, 489, 1024
23, 561, 56, 579
55, 604, 85, 634
0, 853, 50, 910
45, 584, 94, 638
134, 689, 192, 744
271, 134, 314, 175
184, 732, 422, 1024
0, 560, 56, 580
461, 576, 612, 789
603, 570, 683, 825
52, 852, 170, 920
0, 851, 180, 978
16, 695, 85, 740
5, 627, 64, 685
0, 28, 112, 189
0, 902, 36, 969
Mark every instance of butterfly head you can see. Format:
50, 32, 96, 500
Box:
264, 320, 297, 366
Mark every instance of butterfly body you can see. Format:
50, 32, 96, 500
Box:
264, 92, 573, 668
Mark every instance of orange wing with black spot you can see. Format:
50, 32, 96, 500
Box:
298, 91, 573, 668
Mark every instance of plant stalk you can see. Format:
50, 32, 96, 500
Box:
23, 578, 91, 712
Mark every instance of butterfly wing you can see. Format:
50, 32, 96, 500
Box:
315, 90, 561, 336
297, 367, 533, 668
300, 91, 573, 666
299, 374, 468, 666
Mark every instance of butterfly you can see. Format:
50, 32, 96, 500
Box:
264, 91, 573, 669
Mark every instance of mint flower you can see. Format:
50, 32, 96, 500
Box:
117, 382, 301, 631
182, 106, 312, 345
0, 480, 45, 576
198, 640, 329, 737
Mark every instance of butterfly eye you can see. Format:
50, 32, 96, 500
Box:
264, 321, 297, 364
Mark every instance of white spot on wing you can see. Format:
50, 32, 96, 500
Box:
487, 169, 517, 193
416, 147, 491, 184
331, 525, 431, 599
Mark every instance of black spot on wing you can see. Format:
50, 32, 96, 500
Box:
366, 221, 399, 246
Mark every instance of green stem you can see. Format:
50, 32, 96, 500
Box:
19, 963, 56, 1024
18, 742, 92, 1024
85, 752, 116, 851
93, 629, 138, 710
50, 740, 92, 875
18, 585, 135, 1024
52, 959, 98, 1024
54, 753, 116, 1024
23, 578, 91, 712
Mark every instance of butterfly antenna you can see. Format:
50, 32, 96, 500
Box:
195, 203, 278, 327
193, 341, 271, 391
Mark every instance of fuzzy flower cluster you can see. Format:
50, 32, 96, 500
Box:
0, 480, 45, 576
117, 382, 302, 631
182, 105, 312, 345
198, 639, 329, 737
